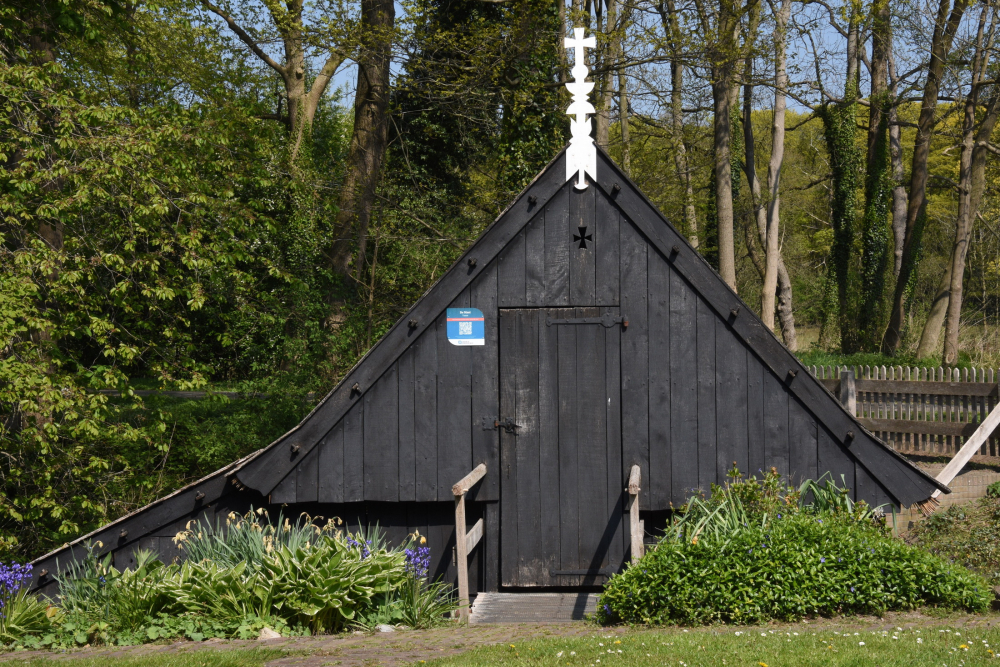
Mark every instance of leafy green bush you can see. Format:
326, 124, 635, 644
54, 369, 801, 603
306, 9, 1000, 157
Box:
598, 471, 990, 625
908, 497, 1000, 585
24, 510, 456, 647
986, 481, 1000, 498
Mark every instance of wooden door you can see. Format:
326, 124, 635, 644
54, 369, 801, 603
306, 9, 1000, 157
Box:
499, 307, 625, 587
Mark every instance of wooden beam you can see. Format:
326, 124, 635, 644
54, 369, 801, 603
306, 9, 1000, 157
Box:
628, 464, 642, 564
452, 463, 487, 496
931, 406, 1000, 500
859, 418, 982, 438
839, 370, 856, 414
627, 464, 641, 495
465, 518, 484, 552
454, 494, 471, 623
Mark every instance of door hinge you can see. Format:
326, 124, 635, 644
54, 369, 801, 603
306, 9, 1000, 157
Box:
546, 314, 628, 329
481, 416, 520, 433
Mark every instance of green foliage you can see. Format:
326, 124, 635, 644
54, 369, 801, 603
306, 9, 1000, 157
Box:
12, 510, 457, 647
817, 81, 862, 352
909, 497, 1000, 586
857, 99, 896, 350
598, 471, 990, 625
0, 587, 52, 643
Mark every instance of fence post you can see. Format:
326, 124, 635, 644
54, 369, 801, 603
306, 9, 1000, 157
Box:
840, 369, 857, 415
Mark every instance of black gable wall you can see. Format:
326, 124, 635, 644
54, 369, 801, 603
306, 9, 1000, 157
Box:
267, 176, 895, 511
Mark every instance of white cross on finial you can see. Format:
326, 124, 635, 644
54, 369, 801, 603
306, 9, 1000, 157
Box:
564, 27, 596, 189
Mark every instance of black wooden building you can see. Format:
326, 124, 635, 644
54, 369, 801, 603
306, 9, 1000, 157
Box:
31, 148, 947, 596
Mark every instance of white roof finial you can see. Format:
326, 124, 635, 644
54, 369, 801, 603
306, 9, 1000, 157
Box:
564, 27, 596, 190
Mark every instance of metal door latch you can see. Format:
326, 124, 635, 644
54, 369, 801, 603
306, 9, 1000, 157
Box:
481, 416, 520, 433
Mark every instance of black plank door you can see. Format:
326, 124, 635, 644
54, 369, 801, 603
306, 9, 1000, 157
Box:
499, 307, 625, 587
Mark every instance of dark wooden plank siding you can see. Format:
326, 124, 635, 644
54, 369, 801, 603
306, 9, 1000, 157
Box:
364, 361, 399, 502
788, 396, 818, 486
646, 242, 671, 508
696, 296, 717, 491
575, 307, 606, 571
296, 442, 319, 503
397, 348, 416, 502
669, 267, 698, 502
498, 229, 526, 307
556, 311, 579, 580
515, 309, 542, 583
544, 187, 570, 305
318, 422, 345, 503
537, 308, 561, 571
413, 325, 438, 502
595, 188, 620, 305
747, 353, 766, 477
620, 221, 649, 498
343, 398, 365, 502
762, 369, 790, 478
437, 290, 473, 500
499, 309, 519, 586
525, 215, 546, 307
470, 262, 500, 501
605, 307, 624, 569
271, 472, 296, 504
817, 424, 855, 492
569, 187, 597, 305
716, 324, 748, 480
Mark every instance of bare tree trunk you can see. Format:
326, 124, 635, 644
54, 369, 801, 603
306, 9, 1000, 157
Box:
618, 5, 631, 176
882, 0, 970, 353
761, 0, 792, 334
888, 52, 907, 277
559, 0, 568, 83
328, 0, 395, 278
660, 0, 698, 247
944, 7, 1000, 364
917, 267, 952, 359
596, 0, 616, 148
713, 76, 737, 289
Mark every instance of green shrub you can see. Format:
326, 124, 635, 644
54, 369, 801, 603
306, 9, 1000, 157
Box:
599, 513, 990, 625
987, 481, 1000, 499
34, 510, 455, 646
908, 497, 1000, 585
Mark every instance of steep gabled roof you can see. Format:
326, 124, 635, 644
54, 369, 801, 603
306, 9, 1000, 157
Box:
32, 145, 946, 588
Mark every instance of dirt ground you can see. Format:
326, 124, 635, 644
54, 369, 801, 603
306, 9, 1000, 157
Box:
5, 611, 1000, 666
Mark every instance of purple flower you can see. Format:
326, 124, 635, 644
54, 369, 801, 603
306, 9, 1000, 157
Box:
850, 587, 855, 593
404, 546, 431, 578
603, 604, 611, 614
0, 562, 33, 619
820, 557, 826, 563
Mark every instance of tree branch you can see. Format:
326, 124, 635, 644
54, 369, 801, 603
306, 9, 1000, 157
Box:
200, 0, 286, 76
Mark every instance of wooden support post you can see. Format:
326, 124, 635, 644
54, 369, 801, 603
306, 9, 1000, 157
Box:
839, 369, 857, 415
929, 405, 1000, 501
627, 465, 643, 564
453, 463, 487, 623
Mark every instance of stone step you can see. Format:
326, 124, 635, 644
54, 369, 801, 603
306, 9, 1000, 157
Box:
469, 592, 599, 624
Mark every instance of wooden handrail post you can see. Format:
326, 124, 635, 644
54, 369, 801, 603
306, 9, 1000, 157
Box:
453, 463, 486, 623
839, 369, 857, 415
627, 465, 643, 564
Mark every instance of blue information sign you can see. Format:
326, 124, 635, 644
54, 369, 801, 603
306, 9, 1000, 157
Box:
446, 308, 485, 346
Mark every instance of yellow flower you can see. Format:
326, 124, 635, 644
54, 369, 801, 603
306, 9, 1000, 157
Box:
614, 641, 621, 645
420, 536, 427, 544
510, 645, 516, 648
759, 663, 768, 667
961, 644, 969, 649
691, 536, 698, 544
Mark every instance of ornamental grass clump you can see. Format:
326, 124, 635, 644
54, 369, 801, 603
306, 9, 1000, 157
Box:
598, 469, 991, 625
0, 561, 50, 642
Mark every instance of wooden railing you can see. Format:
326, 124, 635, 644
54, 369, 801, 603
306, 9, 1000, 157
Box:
452, 464, 486, 623
808, 365, 1000, 456
627, 465, 643, 564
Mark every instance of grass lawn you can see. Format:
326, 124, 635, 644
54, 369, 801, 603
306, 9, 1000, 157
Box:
0, 648, 284, 667
428, 624, 1000, 667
